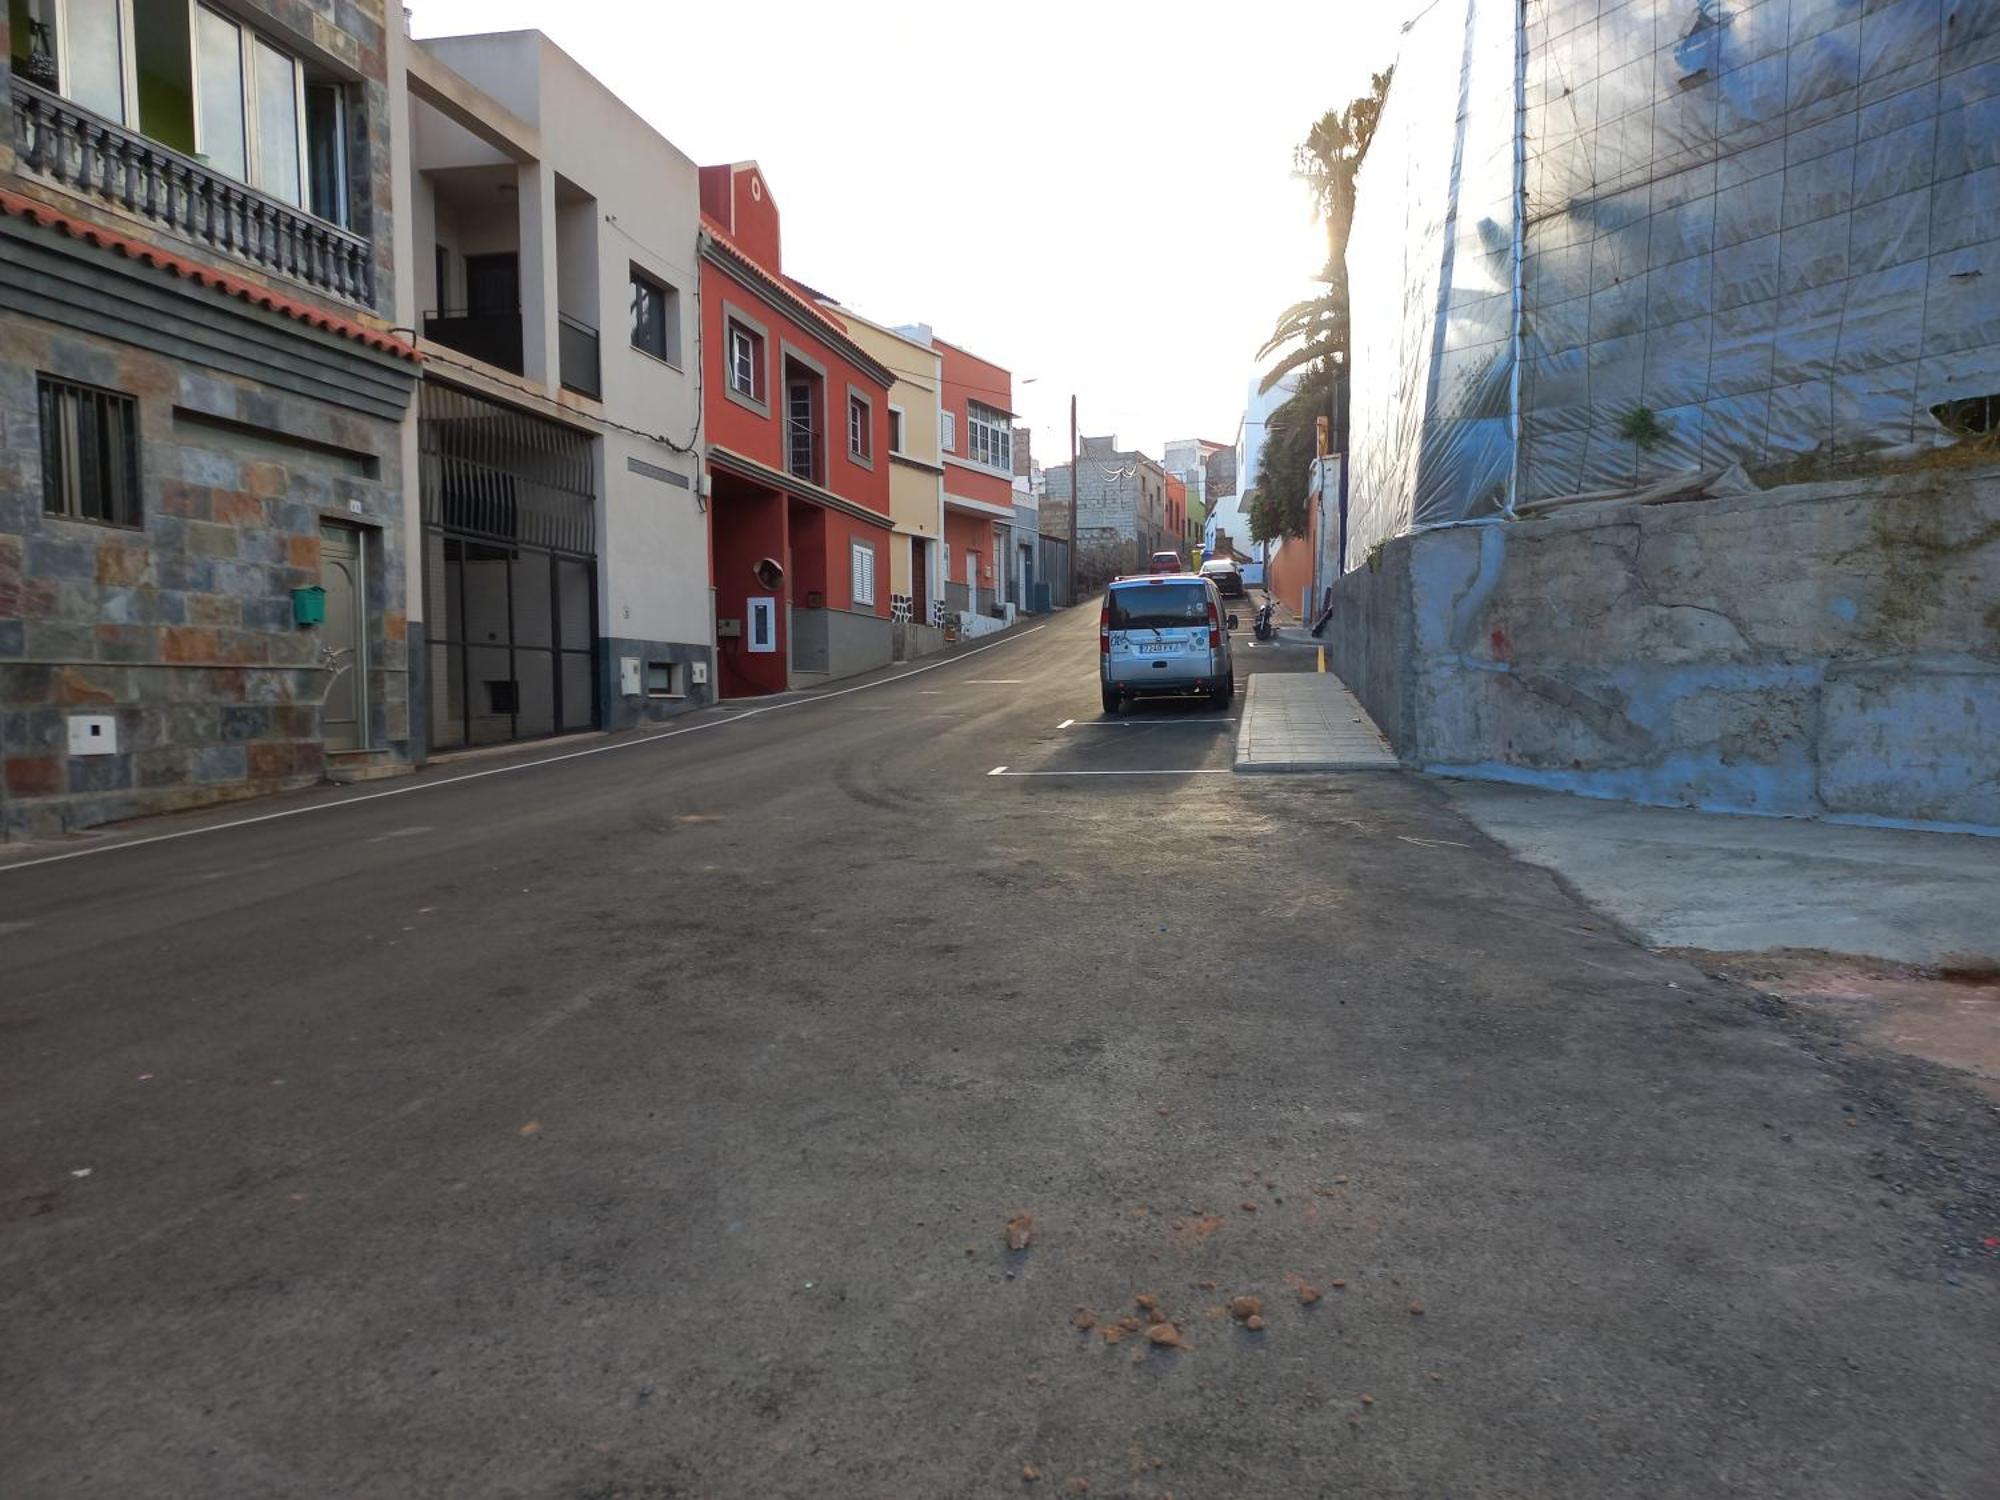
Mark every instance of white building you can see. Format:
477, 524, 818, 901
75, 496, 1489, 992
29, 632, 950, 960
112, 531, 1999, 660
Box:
389, 26, 711, 753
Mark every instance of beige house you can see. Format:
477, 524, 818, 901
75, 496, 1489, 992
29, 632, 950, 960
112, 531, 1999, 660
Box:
824, 306, 946, 659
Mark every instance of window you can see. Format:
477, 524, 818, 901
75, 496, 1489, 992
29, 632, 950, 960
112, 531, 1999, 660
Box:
785, 363, 821, 483
645, 661, 682, 698
848, 393, 871, 461
630, 268, 679, 363
967, 401, 1011, 471
851, 543, 877, 607
887, 407, 905, 454
304, 80, 347, 225
940, 409, 956, 453
38, 375, 140, 526
1108, 583, 1210, 630
728, 319, 765, 402
7, 0, 352, 225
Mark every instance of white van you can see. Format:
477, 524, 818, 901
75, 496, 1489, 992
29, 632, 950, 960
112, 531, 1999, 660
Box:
1099, 574, 1237, 715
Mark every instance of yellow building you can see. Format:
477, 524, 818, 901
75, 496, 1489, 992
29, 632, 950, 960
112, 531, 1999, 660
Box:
823, 306, 947, 659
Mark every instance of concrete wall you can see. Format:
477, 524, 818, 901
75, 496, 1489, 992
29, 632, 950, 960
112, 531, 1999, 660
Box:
789, 606, 891, 682
1324, 469, 2000, 832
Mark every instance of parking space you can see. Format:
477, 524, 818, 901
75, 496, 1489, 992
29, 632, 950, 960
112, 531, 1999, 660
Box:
982, 591, 1323, 780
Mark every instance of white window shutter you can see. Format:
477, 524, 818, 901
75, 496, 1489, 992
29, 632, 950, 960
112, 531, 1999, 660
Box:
941, 411, 956, 452
852, 543, 876, 605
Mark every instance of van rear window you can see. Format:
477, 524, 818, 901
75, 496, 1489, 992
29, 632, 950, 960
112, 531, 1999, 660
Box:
1108, 583, 1209, 630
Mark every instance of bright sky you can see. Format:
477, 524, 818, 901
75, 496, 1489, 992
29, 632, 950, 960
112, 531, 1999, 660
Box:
408, 0, 1412, 476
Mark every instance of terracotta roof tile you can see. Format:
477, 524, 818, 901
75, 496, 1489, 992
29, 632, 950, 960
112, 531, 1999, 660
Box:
0, 188, 419, 363
697, 220, 890, 386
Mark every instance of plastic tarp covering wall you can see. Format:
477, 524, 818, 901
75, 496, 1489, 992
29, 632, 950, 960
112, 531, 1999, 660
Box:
1349, 0, 1520, 561
1344, 0, 2000, 567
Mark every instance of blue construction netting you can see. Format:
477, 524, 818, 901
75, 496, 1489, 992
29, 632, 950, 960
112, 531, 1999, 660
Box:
1345, 0, 2000, 565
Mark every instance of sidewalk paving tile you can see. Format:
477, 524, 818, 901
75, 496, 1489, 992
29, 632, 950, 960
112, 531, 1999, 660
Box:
1234, 672, 1399, 773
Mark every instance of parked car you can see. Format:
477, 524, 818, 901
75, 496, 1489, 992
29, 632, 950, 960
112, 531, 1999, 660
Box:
1149, 549, 1184, 574
1199, 556, 1245, 598
1100, 574, 1237, 714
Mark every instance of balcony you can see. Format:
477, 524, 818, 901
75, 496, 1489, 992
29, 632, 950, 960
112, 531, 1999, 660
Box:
10, 79, 372, 306
558, 313, 600, 400
422, 308, 524, 375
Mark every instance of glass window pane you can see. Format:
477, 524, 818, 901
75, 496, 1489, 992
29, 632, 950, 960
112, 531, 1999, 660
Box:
252, 39, 300, 204
134, 0, 195, 153
305, 82, 347, 224
65, 0, 125, 122
631, 279, 662, 355
196, 8, 245, 181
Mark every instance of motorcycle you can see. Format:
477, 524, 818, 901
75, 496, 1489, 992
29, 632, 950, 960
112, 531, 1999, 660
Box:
1253, 601, 1277, 642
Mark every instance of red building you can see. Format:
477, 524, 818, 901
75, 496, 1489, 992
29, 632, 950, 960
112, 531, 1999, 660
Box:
935, 339, 1016, 616
698, 163, 897, 696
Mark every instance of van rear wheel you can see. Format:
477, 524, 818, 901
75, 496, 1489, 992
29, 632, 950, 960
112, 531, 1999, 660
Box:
1101, 685, 1121, 716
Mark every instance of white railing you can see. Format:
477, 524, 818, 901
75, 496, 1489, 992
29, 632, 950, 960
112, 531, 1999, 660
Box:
11, 79, 373, 306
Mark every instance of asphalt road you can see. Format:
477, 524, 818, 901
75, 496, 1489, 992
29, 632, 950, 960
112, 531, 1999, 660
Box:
2, 604, 1995, 1499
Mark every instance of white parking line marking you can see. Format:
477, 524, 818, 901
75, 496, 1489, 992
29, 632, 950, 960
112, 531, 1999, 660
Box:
1056, 719, 1075, 729
1063, 718, 1237, 727
0, 625, 1050, 874
988, 768, 1235, 777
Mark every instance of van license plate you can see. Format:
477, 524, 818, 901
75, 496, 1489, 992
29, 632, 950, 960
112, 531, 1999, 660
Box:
1137, 643, 1176, 654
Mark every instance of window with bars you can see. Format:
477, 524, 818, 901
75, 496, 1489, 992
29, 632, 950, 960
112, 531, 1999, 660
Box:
38, 375, 140, 526
967, 401, 1011, 471
851, 542, 876, 607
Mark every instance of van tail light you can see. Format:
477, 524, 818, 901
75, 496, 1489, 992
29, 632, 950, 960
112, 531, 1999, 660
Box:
1099, 605, 1111, 654
1207, 599, 1221, 650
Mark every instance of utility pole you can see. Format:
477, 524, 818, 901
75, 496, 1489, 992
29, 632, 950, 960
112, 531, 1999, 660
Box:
1067, 393, 1078, 606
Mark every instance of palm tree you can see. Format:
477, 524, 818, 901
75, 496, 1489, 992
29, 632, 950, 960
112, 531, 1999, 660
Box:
1249, 72, 1393, 541
1256, 71, 1391, 398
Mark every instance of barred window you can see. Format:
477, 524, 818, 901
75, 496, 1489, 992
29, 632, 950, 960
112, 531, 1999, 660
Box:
39, 375, 140, 526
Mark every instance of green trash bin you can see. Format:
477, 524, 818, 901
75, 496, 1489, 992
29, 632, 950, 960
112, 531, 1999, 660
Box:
291, 586, 326, 626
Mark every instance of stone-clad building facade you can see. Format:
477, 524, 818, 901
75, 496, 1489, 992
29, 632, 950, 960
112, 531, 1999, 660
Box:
1, 0, 417, 839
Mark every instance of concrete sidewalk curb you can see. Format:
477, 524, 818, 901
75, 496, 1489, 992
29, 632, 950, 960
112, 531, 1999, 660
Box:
1233, 672, 1400, 773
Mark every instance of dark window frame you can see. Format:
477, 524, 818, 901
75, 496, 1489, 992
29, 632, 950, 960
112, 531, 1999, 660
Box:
38, 373, 141, 528
629, 265, 679, 365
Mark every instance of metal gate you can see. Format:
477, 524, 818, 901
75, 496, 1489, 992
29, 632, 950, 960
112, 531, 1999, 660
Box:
419, 383, 598, 750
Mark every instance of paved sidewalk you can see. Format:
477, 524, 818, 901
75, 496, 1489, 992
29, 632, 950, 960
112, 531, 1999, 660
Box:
1445, 780, 2000, 965
1234, 670, 1398, 772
